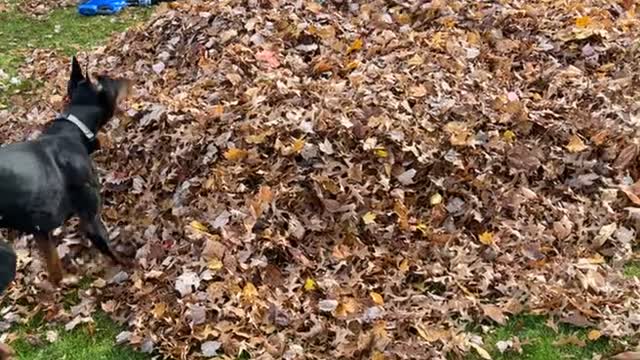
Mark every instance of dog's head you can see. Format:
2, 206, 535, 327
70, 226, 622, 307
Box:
65, 56, 131, 131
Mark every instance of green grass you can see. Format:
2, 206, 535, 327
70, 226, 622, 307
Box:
625, 261, 640, 278
0, 4, 150, 105
11, 312, 149, 360
465, 315, 617, 360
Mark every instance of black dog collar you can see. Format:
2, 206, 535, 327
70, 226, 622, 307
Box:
58, 113, 95, 140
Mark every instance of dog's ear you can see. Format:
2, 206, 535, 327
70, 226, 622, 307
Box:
70, 56, 84, 82
67, 56, 84, 96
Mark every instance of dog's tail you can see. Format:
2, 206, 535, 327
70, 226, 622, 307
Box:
0, 241, 16, 294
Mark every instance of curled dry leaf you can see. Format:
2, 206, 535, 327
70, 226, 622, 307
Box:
614, 144, 638, 169
481, 304, 506, 325
611, 352, 640, 360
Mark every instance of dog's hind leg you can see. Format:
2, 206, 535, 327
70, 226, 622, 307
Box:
0, 240, 17, 293
0, 242, 16, 359
33, 233, 62, 285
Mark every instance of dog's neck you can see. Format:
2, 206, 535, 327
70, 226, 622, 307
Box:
43, 105, 106, 154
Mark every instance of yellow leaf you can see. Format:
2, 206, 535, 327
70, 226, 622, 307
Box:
370, 292, 384, 305
566, 135, 588, 153
242, 282, 258, 301
292, 137, 305, 153
345, 60, 360, 71
362, 211, 377, 225
479, 231, 494, 245
443, 17, 456, 28
445, 121, 473, 146
575, 15, 592, 28
224, 147, 248, 161
430, 193, 443, 205
374, 148, 389, 158
371, 351, 385, 360
587, 329, 602, 341
399, 259, 410, 272
348, 38, 363, 53
246, 133, 268, 144
470, 343, 492, 360
152, 302, 166, 318
407, 54, 424, 66
503, 130, 516, 142
190, 220, 209, 233
416, 223, 429, 236
304, 278, 317, 291
207, 258, 223, 270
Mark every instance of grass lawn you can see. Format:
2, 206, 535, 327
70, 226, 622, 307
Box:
465, 315, 618, 360
0, 1, 639, 359
11, 312, 148, 360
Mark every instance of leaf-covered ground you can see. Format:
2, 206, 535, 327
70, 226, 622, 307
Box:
1, 0, 640, 359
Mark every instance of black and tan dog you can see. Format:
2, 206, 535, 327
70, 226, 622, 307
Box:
0, 56, 131, 299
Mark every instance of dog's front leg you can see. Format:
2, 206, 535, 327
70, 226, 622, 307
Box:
34, 233, 63, 285
73, 178, 130, 268
80, 215, 128, 267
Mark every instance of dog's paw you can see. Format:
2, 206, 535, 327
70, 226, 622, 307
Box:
49, 269, 63, 287
114, 255, 136, 270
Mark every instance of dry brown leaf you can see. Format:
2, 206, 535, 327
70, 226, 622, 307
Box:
566, 135, 588, 153
614, 143, 638, 169
587, 329, 602, 341
481, 304, 507, 325
611, 352, 640, 360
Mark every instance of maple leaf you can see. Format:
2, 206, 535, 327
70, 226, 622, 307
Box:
242, 282, 258, 302
587, 329, 602, 341
503, 130, 516, 142
478, 231, 494, 245
152, 303, 167, 319
566, 135, 588, 153
304, 278, 317, 291
223, 148, 248, 161
575, 16, 592, 28
362, 211, 377, 225
347, 38, 363, 53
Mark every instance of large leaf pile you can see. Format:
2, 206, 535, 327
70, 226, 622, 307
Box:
2, 0, 640, 358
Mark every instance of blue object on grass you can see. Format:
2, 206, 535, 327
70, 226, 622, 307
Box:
77, 0, 127, 16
